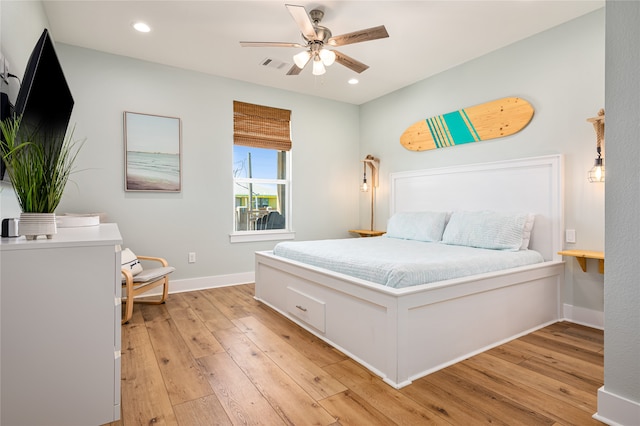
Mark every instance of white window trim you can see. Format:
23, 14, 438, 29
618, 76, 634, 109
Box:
231, 151, 293, 243
229, 230, 295, 243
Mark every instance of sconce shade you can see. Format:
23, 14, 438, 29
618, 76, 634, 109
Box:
587, 109, 605, 183
588, 157, 605, 182
360, 162, 368, 192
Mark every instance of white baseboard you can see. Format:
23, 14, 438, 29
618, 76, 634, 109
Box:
594, 386, 640, 426
135, 271, 255, 298
563, 303, 604, 330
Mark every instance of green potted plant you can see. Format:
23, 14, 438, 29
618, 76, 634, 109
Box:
0, 115, 83, 240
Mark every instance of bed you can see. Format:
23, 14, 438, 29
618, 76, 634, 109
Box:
254, 155, 564, 388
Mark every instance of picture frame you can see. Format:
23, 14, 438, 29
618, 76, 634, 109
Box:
124, 111, 182, 192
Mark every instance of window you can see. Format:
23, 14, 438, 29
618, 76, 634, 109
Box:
231, 101, 293, 242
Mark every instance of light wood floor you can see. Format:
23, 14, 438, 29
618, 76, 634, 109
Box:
106, 284, 604, 426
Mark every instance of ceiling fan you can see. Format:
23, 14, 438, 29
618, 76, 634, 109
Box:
240, 4, 389, 76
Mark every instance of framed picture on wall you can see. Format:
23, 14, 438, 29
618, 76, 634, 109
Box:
124, 111, 182, 192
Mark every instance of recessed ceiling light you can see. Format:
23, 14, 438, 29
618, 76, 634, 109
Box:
133, 22, 151, 33
348, 78, 359, 85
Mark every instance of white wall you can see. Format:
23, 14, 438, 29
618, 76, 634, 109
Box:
359, 9, 605, 317
597, 1, 640, 424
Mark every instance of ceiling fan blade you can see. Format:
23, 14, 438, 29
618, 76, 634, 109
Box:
286, 64, 303, 76
328, 25, 389, 47
334, 50, 369, 73
285, 4, 318, 40
240, 41, 305, 48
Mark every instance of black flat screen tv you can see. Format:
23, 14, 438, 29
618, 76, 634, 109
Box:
1, 28, 74, 180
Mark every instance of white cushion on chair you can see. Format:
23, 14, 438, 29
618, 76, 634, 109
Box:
121, 248, 143, 275
132, 266, 175, 283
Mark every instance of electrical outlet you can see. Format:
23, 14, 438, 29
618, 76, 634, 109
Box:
565, 229, 576, 243
188, 252, 196, 263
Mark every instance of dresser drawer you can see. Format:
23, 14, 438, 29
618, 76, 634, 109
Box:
286, 287, 326, 333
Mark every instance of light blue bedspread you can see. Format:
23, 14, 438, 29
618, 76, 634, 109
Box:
273, 237, 544, 288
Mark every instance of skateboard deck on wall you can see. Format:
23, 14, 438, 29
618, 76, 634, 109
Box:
400, 97, 534, 152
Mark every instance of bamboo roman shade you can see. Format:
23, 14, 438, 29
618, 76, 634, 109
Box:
233, 101, 292, 151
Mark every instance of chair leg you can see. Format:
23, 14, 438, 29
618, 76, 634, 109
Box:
122, 297, 134, 324
135, 277, 170, 305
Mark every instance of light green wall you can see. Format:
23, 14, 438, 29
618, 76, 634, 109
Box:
54, 44, 360, 277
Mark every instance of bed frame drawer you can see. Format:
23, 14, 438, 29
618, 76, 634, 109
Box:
286, 287, 326, 333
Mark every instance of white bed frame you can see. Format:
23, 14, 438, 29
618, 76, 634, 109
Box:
255, 155, 565, 388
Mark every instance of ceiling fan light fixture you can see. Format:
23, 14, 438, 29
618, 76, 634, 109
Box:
293, 50, 311, 68
319, 48, 336, 66
312, 57, 326, 75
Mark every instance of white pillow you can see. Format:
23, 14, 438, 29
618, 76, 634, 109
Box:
442, 211, 529, 251
121, 248, 143, 276
520, 213, 536, 250
385, 211, 448, 242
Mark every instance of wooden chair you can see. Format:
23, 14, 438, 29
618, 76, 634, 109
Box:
121, 248, 175, 324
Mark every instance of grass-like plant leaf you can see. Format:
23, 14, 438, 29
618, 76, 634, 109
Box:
0, 115, 83, 213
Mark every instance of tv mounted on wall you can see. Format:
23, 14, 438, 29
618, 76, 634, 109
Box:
1, 28, 74, 180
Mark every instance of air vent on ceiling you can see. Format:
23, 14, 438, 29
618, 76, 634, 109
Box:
260, 57, 290, 70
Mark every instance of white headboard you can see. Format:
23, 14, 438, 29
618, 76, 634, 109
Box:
390, 155, 564, 261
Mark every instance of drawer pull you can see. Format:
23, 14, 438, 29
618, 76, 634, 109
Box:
295, 305, 308, 312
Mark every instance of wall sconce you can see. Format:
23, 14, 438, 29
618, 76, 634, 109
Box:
360, 155, 379, 231
587, 108, 605, 183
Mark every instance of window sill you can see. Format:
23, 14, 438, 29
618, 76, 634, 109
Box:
229, 230, 295, 243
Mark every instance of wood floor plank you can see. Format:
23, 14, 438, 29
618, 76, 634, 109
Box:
318, 390, 395, 426
172, 395, 232, 426
197, 352, 288, 425
120, 315, 178, 425
200, 287, 252, 321
535, 325, 604, 353
214, 326, 338, 425
519, 355, 604, 395
181, 290, 235, 332
557, 322, 605, 345
144, 317, 214, 405
234, 315, 348, 400
250, 303, 348, 367
323, 359, 447, 425
401, 371, 515, 426
418, 368, 555, 425
447, 360, 602, 425
164, 293, 226, 359
504, 339, 604, 381
467, 352, 598, 413
519, 332, 604, 365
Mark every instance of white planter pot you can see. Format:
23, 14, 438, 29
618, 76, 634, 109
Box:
19, 213, 57, 240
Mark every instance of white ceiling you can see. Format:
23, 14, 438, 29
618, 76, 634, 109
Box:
42, 1, 603, 105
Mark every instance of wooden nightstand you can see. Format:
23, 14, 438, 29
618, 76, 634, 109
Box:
348, 229, 386, 237
558, 249, 604, 274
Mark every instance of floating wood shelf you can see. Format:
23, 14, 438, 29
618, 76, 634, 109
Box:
348, 229, 386, 237
558, 249, 604, 274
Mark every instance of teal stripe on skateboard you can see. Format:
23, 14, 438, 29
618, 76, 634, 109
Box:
442, 111, 475, 145
425, 118, 441, 148
460, 109, 481, 141
426, 116, 450, 148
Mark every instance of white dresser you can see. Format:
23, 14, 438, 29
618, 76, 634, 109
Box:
1, 223, 122, 425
